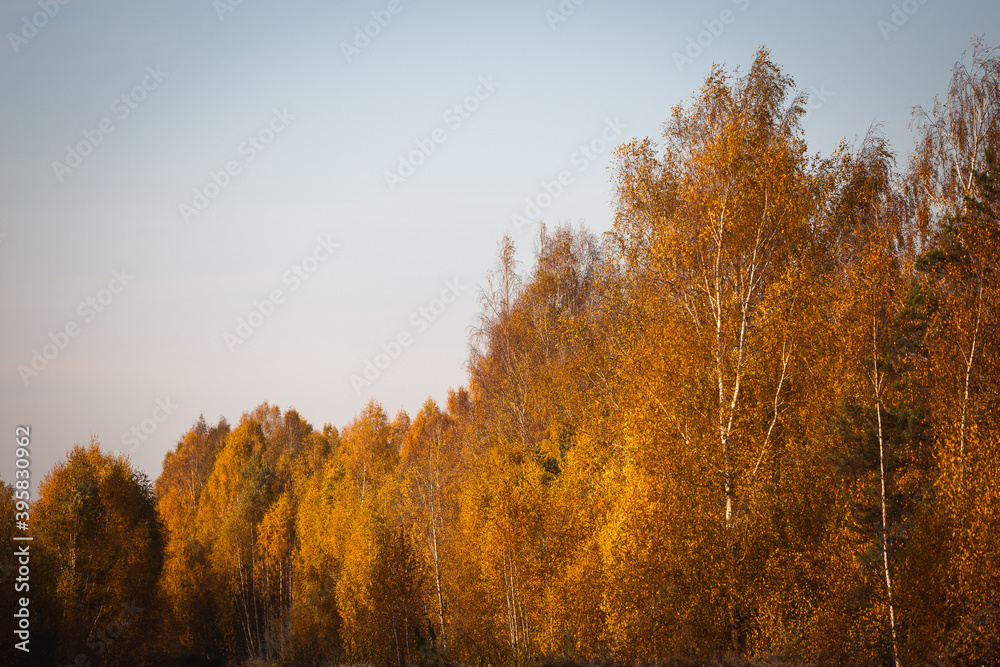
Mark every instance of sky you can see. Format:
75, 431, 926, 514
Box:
2, 0, 999, 490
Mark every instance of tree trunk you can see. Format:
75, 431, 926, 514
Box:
873, 310, 902, 667
431, 513, 447, 653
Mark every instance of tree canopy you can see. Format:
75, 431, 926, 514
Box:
15, 42, 1000, 667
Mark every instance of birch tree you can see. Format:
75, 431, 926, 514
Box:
610, 48, 814, 651
400, 399, 461, 657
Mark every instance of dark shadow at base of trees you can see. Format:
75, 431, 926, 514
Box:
141, 654, 217, 667
534, 654, 836, 667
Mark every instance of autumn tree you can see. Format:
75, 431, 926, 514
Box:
192, 417, 276, 661
322, 400, 430, 665
398, 398, 463, 657
904, 38, 1000, 663
291, 427, 350, 664
33, 441, 162, 667
155, 415, 230, 660
826, 129, 928, 667
608, 47, 818, 653
470, 233, 535, 450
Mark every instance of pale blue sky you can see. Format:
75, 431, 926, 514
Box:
2, 0, 998, 488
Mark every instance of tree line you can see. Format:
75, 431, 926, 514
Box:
3, 41, 999, 667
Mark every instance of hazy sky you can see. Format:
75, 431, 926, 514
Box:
2, 0, 998, 489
